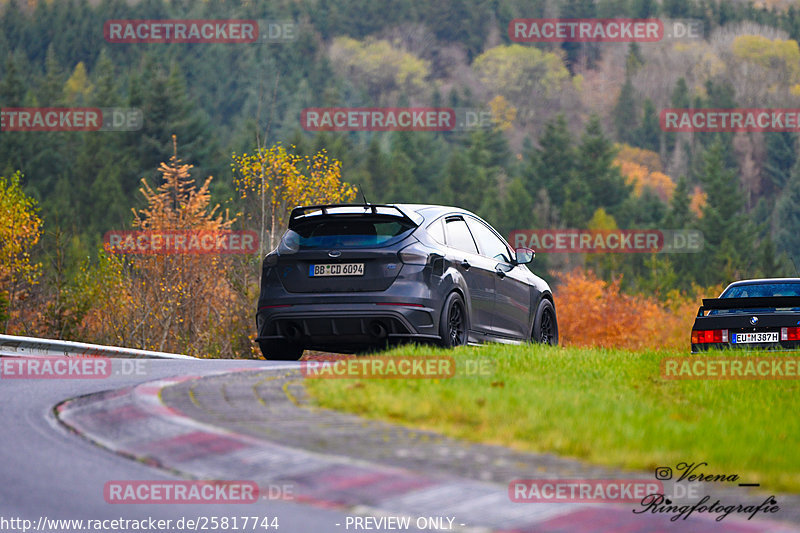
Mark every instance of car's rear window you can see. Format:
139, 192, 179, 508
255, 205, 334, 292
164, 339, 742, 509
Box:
290, 217, 416, 249
721, 283, 800, 298
709, 282, 800, 314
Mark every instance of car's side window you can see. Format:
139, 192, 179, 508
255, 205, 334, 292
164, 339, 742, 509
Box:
427, 217, 445, 244
444, 217, 479, 255
466, 217, 511, 262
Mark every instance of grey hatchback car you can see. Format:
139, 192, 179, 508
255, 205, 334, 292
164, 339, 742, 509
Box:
255, 203, 557, 360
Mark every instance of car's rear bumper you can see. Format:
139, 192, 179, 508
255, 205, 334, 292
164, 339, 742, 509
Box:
691, 341, 800, 353
256, 300, 441, 351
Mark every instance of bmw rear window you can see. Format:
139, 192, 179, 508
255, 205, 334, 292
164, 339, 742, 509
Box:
711, 282, 800, 314
721, 283, 800, 298
289, 216, 416, 249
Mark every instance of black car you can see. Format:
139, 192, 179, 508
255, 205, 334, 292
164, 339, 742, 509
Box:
255, 203, 557, 360
691, 278, 800, 353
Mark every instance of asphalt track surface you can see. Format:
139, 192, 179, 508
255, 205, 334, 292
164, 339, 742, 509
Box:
0, 360, 353, 533
2, 357, 799, 533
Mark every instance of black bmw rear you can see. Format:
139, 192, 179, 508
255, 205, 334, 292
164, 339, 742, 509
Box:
256, 203, 556, 360
691, 278, 800, 353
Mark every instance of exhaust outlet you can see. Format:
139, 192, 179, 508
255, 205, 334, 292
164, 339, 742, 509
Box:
368, 321, 388, 339
285, 323, 302, 341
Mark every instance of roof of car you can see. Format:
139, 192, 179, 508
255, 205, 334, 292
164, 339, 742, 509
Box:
289, 203, 484, 227
395, 203, 478, 221
727, 278, 800, 285
722, 278, 800, 294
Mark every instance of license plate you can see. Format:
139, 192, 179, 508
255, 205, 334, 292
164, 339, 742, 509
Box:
309, 263, 364, 277
732, 332, 779, 344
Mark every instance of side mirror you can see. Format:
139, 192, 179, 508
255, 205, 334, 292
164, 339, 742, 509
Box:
515, 247, 535, 264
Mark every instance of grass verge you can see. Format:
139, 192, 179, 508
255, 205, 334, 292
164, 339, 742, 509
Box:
303, 343, 800, 493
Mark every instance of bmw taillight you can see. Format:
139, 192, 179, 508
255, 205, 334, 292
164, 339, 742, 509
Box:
781, 327, 800, 341
691, 329, 729, 344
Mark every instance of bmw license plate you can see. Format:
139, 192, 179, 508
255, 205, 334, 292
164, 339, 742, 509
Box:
732, 332, 778, 344
309, 263, 364, 277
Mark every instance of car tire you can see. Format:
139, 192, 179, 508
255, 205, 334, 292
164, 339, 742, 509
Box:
439, 292, 469, 348
532, 298, 558, 345
258, 340, 304, 361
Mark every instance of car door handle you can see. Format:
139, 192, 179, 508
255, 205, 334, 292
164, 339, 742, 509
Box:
461, 259, 471, 270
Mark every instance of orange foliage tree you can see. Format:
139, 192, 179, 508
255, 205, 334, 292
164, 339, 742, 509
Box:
83, 138, 254, 357
555, 268, 723, 351
613, 145, 676, 203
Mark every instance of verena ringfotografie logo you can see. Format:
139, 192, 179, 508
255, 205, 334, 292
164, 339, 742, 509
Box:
104, 481, 258, 504
301, 108, 456, 132
1, 108, 142, 132
662, 357, 800, 380
103, 230, 258, 255
104, 20, 296, 43
509, 479, 663, 503
662, 108, 800, 132
301, 355, 457, 379
508, 230, 703, 253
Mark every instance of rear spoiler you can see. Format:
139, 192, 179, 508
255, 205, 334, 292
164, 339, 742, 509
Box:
698, 296, 800, 316
288, 204, 419, 229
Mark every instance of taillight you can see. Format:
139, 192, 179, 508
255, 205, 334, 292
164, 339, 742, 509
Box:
399, 243, 437, 265
781, 327, 800, 341
263, 252, 278, 267
691, 329, 729, 344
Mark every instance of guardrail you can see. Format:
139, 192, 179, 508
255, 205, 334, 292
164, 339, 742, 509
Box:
0, 334, 195, 360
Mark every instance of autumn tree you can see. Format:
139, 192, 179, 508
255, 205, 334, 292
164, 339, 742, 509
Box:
328, 37, 430, 103
231, 144, 357, 253
473, 45, 570, 124
0, 171, 43, 333
86, 138, 252, 357
556, 268, 722, 351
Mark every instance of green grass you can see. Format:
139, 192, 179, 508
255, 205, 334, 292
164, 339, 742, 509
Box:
304, 343, 800, 493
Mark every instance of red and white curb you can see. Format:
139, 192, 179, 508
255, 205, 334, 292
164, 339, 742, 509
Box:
56, 372, 800, 533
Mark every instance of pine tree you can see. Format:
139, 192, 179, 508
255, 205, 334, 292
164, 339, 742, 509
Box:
522, 114, 575, 209
612, 75, 638, 146
664, 176, 693, 228
695, 141, 753, 283
763, 132, 797, 196
775, 159, 800, 270
625, 43, 644, 75
665, 77, 690, 154
574, 115, 632, 224
635, 99, 661, 153
503, 177, 536, 238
